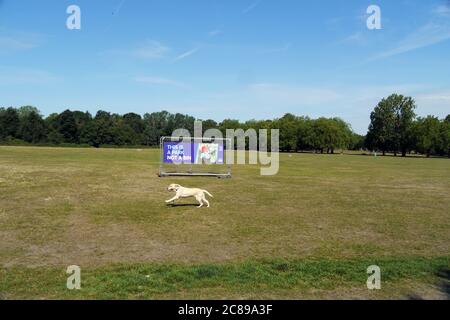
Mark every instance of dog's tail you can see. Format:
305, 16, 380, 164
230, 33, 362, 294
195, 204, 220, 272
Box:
203, 190, 213, 198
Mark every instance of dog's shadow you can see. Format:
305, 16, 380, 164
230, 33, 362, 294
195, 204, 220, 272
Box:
166, 203, 199, 208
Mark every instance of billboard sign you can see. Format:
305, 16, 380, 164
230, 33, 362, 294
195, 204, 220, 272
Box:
163, 142, 224, 164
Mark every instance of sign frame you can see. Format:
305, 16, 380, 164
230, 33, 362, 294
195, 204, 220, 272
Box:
158, 136, 232, 178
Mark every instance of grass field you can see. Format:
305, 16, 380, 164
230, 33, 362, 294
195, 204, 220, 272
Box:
0, 146, 449, 299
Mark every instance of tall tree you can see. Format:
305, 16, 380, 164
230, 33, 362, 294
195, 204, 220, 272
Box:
329, 117, 352, 153
296, 117, 313, 151
439, 115, 450, 158
80, 110, 115, 147
112, 120, 137, 145
165, 113, 196, 136
143, 111, 171, 146
121, 113, 144, 145
349, 133, 365, 150
123, 113, 144, 134
366, 99, 395, 155
275, 113, 298, 152
56, 110, 79, 143
391, 95, 416, 156
18, 105, 40, 119
219, 119, 241, 136
202, 119, 218, 133
0, 107, 20, 139
367, 94, 416, 156
310, 118, 328, 153
413, 116, 441, 157
45, 113, 64, 144
73, 111, 92, 129
18, 110, 46, 143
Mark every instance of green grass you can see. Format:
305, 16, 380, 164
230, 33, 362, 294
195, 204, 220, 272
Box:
0, 146, 449, 299
1, 256, 448, 299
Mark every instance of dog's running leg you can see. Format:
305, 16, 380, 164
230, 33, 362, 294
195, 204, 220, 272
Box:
203, 196, 210, 208
165, 196, 178, 203
196, 195, 203, 208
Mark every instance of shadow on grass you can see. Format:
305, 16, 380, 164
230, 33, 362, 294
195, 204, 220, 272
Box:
166, 203, 199, 208
407, 267, 450, 300
437, 268, 450, 298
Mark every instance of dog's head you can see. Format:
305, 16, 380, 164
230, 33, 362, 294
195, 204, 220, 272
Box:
167, 184, 181, 192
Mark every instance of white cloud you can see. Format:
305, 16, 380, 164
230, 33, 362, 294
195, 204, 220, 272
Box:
417, 93, 450, 102
242, 0, 262, 14
101, 40, 170, 60
101, 82, 446, 134
190, 83, 446, 133
433, 4, 450, 17
261, 43, 292, 53
248, 83, 342, 105
0, 67, 61, 85
112, 0, 127, 16
369, 4, 450, 60
339, 32, 367, 45
132, 40, 170, 59
208, 29, 222, 37
372, 22, 450, 60
415, 88, 450, 106
0, 37, 36, 50
173, 47, 199, 62
0, 31, 44, 53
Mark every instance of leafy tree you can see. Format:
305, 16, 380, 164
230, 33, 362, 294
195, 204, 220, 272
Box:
349, 133, 365, 150
219, 119, 241, 135
366, 99, 395, 155
329, 117, 352, 153
202, 119, 218, 133
391, 95, 416, 156
0, 107, 20, 139
123, 113, 144, 134
73, 111, 92, 129
143, 111, 171, 146
296, 117, 313, 151
46, 130, 64, 144
120, 113, 144, 145
18, 105, 40, 118
218, 119, 243, 150
18, 110, 46, 143
95, 111, 116, 145
413, 116, 441, 157
367, 94, 416, 156
45, 113, 63, 144
56, 110, 78, 143
164, 113, 196, 137
79, 121, 98, 147
275, 113, 298, 152
80, 110, 115, 147
439, 115, 450, 157
1, 104, 449, 159
310, 118, 328, 153
112, 121, 137, 145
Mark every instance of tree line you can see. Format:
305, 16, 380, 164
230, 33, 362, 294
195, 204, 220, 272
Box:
0, 94, 449, 157
366, 94, 449, 157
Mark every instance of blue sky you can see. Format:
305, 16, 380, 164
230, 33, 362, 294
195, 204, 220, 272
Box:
1, 0, 450, 133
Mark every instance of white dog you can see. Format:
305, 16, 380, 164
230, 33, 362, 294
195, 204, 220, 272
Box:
166, 184, 213, 208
